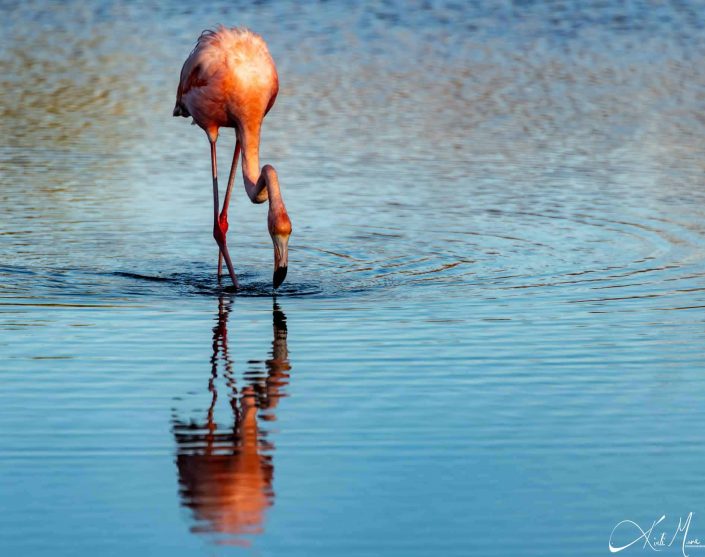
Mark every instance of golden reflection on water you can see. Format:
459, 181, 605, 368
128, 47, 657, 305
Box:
172, 298, 290, 543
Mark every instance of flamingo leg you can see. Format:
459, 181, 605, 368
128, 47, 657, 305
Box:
210, 139, 238, 288
218, 135, 242, 278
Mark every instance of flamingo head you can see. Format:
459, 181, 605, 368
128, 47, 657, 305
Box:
269, 210, 291, 289
262, 165, 291, 289
271, 232, 290, 289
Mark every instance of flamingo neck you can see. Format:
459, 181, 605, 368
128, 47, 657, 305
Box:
241, 127, 284, 208
261, 165, 291, 238
241, 126, 268, 204
262, 166, 284, 209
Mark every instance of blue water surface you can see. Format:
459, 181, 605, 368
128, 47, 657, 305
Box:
2, 1, 705, 555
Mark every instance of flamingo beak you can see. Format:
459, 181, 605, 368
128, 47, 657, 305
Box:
272, 234, 289, 289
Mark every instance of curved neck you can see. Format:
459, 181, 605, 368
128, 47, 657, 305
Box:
260, 165, 284, 209
241, 124, 271, 205
241, 125, 261, 192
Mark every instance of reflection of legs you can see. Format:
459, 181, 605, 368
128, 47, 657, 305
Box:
218, 135, 241, 278
206, 298, 290, 445
217, 297, 239, 416
210, 139, 238, 287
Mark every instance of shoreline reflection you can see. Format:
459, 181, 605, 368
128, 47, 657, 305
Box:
172, 297, 291, 543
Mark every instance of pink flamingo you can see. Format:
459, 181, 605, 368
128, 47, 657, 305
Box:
174, 27, 292, 289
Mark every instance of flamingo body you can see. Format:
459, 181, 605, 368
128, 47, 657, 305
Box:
174, 28, 278, 137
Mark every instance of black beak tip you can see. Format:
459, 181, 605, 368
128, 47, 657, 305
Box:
273, 266, 288, 289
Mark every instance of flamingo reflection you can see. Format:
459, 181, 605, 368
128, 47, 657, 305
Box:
172, 297, 291, 542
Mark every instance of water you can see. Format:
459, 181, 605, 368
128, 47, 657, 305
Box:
2, 0, 705, 555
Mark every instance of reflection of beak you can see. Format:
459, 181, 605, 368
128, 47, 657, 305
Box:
272, 235, 289, 289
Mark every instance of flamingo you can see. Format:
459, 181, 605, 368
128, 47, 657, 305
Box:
173, 27, 292, 289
